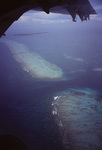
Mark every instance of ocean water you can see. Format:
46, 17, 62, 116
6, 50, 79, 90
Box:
0, 19, 102, 150
52, 88, 102, 150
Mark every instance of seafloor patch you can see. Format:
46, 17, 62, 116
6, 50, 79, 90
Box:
1, 40, 64, 80
64, 54, 84, 62
52, 88, 102, 150
93, 67, 102, 72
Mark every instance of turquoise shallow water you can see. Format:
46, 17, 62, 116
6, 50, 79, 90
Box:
2, 40, 64, 80
0, 42, 65, 150
52, 88, 102, 150
0, 25, 102, 150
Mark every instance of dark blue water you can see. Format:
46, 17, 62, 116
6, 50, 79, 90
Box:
0, 42, 64, 150
0, 28, 102, 150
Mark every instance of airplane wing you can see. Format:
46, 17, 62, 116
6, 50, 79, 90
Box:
0, 0, 97, 38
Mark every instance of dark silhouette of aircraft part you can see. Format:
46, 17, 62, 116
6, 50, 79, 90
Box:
65, 0, 96, 22
0, 135, 28, 150
0, 0, 96, 37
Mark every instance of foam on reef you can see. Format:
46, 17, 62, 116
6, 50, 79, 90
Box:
2, 40, 63, 80
52, 88, 102, 150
